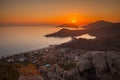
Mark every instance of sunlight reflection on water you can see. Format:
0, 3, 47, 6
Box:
76, 34, 96, 39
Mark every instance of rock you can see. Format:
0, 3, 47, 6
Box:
106, 51, 120, 74
18, 75, 43, 80
77, 51, 120, 80
77, 60, 92, 72
62, 69, 82, 80
98, 73, 113, 80
91, 51, 107, 77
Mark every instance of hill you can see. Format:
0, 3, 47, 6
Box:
45, 20, 120, 51
45, 20, 120, 39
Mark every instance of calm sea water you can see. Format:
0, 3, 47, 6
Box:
0, 26, 95, 57
0, 26, 71, 56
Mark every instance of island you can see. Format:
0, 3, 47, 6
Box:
57, 23, 79, 28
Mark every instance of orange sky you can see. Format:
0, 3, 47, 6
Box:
0, 0, 120, 25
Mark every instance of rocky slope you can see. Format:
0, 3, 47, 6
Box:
19, 50, 119, 80
0, 47, 120, 80
77, 51, 120, 80
37, 51, 120, 80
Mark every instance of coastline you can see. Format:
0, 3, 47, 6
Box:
0, 44, 57, 59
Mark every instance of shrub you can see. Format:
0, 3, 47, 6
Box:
0, 62, 20, 80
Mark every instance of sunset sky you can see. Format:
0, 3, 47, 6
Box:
0, 0, 120, 25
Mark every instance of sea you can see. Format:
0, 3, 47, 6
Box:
0, 26, 95, 57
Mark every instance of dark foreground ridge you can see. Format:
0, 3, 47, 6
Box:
0, 47, 120, 80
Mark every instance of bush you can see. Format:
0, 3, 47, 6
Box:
19, 64, 39, 76
0, 62, 20, 80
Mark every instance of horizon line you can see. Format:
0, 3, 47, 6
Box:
0, 20, 119, 26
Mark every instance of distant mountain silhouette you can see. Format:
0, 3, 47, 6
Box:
46, 20, 120, 50
45, 20, 120, 38
57, 23, 79, 28
82, 20, 113, 29
45, 28, 86, 37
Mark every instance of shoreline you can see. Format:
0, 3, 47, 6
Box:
0, 44, 57, 59
0, 45, 120, 80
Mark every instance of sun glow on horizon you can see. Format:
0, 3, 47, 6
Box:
72, 20, 76, 23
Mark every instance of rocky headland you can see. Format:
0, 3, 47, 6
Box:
46, 20, 120, 51
46, 20, 120, 38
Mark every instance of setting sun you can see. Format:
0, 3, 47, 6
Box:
72, 20, 76, 23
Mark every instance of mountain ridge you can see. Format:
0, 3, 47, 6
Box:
45, 20, 120, 38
